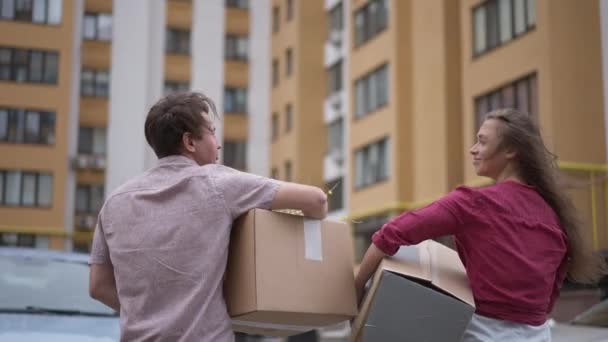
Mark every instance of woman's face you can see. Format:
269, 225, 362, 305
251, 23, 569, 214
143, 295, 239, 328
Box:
469, 119, 515, 179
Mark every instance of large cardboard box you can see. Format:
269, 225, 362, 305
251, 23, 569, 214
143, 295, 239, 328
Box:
351, 240, 475, 341
224, 209, 358, 337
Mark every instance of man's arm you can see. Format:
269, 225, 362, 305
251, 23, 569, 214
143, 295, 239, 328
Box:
270, 182, 328, 219
89, 263, 120, 312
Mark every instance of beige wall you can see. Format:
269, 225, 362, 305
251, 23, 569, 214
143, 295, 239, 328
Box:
270, 0, 325, 186
0, 1, 79, 236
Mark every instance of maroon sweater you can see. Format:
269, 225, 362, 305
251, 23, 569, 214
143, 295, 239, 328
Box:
372, 180, 568, 326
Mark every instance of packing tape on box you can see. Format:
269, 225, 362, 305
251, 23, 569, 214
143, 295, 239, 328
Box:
303, 219, 323, 261
232, 319, 317, 333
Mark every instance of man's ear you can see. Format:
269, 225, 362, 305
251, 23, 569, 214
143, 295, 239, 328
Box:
182, 132, 196, 153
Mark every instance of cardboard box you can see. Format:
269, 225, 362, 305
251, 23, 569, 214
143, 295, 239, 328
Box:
224, 209, 358, 337
351, 240, 475, 341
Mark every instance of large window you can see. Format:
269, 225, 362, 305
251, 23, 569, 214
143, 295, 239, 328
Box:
284, 104, 292, 133
326, 177, 343, 212
285, 48, 293, 77
473, 0, 536, 56
225, 35, 248, 61
223, 140, 247, 170
286, 0, 294, 21
284, 160, 292, 182
327, 118, 343, 155
224, 87, 247, 113
80, 69, 109, 97
272, 6, 279, 33
354, 0, 388, 47
0, 47, 58, 84
0, 107, 55, 145
271, 113, 279, 142
474, 73, 537, 131
75, 184, 104, 214
166, 28, 190, 54
0, 0, 62, 25
355, 64, 388, 118
164, 80, 189, 95
272, 59, 279, 87
0, 170, 53, 207
355, 138, 389, 189
327, 60, 342, 96
78, 126, 106, 156
328, 2, 343, 33
226, 0, 248, 9
83, 12, 112, 41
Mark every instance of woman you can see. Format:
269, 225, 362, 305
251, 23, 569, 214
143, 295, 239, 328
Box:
354, 109, 605, 341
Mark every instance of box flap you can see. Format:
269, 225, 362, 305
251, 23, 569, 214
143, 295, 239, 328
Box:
381, 242, 432, 282
428, 241, 475, 307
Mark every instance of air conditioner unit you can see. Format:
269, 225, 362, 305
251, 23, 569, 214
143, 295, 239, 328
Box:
331, 96, 342, 111
71, 155, 89, 169
93, 156, 106, 170
329, 149, 344, 165
329, 30, 342, 47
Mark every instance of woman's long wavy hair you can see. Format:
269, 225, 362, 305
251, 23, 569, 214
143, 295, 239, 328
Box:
485, 108, 606, 284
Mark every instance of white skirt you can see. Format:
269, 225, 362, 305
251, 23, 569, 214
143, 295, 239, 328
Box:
462, 314, 551, 342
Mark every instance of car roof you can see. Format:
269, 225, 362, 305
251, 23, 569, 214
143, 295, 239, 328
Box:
0, 247, 90, 264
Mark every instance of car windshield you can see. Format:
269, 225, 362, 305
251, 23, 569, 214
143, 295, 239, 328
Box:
0, 255, 115, 316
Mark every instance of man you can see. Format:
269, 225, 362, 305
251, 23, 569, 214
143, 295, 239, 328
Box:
89, 92, 327, 341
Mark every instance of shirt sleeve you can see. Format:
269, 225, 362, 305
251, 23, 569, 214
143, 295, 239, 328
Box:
89, 214, 111, 265
372, 186, 481, 256
212, 165, 282, 220
546, 255, 569, 314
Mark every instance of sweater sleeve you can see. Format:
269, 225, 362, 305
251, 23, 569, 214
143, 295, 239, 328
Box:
372, 187, 480, 255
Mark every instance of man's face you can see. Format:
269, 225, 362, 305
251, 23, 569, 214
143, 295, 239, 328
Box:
191, 112, 220, 166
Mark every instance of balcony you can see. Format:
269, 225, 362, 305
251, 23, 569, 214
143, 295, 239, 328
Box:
324, 90, 345, 124
71, 154, 106, 171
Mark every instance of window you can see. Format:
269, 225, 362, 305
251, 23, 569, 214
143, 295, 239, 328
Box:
0, 233, 37, 247
164, 80, 189, 95
272, 6, 279, 33
271, 112, 279, 141
75, 184, 104, 214
80, 69, 109, 97
286, 0, 294, 21
285, 104, 292, 133
78, 126, 106, 155
285, 48, 293, 77
226, 0, 248, 9
0, 0, 62, 24
166, 28, 190, 54
474, 73, 537, 131
0, 47, 58, 84
326, 177, 343, 212
353, 215, 388, 261
271, 167, 279, 179
83, 12, 112, 41
355, 138, 389, 189
473, 0, 536, 56
284, 160, 292, 182
0, 107, 55, 145
224, 87, 247, 113
327, 60, 342, 96
272, 59, 279, 87
327, 118, 343, 154
0, 170, 53, 207
328, 2, 343, 33
354, 64, 388, 118
223, 140, 247, 170
354, 0, 388, 47
225, 35, 248, 61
